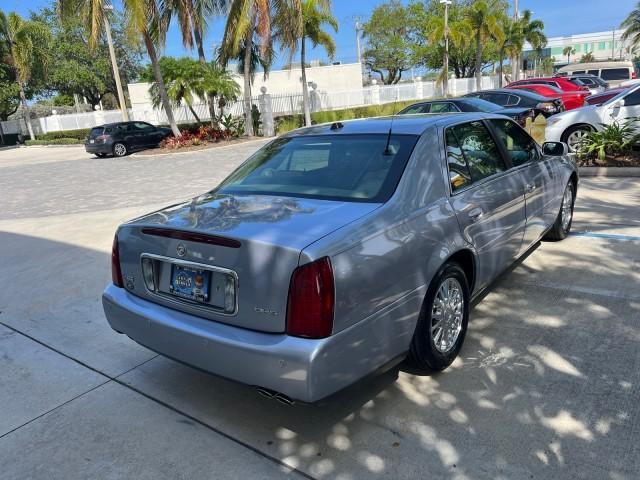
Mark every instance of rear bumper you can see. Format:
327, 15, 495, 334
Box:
85, 142, 112, 154
102, 284, 395, 402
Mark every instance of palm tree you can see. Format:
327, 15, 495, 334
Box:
465, 0, 504, 90
276, 0, 337, 126
581, 52, 595, 63
497, 16, 522, 86
220, 0, 298, 137
621, 3, 640, 51
161, 0, 228, 120
563, 45, 576, 64
58, 0, 181, 136
0, 12, 51, 140
519, 9, 546, 74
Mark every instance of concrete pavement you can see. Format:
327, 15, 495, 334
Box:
1, 146, 638, 479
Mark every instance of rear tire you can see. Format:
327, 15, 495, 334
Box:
113, 142, 128, 157
409, 262, 470, 371
544, 182, 575, 241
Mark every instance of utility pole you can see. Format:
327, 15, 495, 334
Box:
440, 0, 452, 96
612, 29, 615, 60
355, 19, 363, 64
511, 0, 520, 81
103, 2, 129, 121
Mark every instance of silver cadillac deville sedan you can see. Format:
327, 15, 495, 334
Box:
103, 113, 578, 403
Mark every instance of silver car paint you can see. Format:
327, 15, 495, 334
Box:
103, 113, 578, 402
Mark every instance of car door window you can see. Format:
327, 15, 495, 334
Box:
134, 122, 154, 132
490, 119, 540, 167
622, 89, 640, 106
445, 129, 472, 191
506, 95, 521, 106
587, 69, 600, 76
402, 104, 429, 114
449, 121, 506, 182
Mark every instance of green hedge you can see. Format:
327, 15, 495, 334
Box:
275, 100, 424, 134
25, 138, 84, 146
39, 128, 92, 140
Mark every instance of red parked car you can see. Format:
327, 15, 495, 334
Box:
507, 77, 591, 93
585, 87, 628, 105
507, 83, 588, 110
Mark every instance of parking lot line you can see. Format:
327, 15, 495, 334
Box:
570, 231, 640, 242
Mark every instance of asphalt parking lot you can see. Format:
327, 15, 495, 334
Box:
1, 144, 639, 479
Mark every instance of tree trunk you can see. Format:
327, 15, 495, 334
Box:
243, 33, 254, 137
193, 24, 218, 125
475, 32, 482, 90
0, 121, 5, 146
19, 85, 35, 141
187, 103, 201, 123
143, 32, 181, 137
499, 50, 504, 88
301, 37, 312, 127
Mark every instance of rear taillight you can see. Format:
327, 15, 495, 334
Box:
537, 101, 557, 113
286, 257, 334, 339
632, 72, 637, 79
95, 134, 109, 143
111, 235, 124, 288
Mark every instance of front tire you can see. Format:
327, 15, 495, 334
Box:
544, 182, 575, 241
112, 142, 128, 157
562, 125, 592, 153
409, 263, 470, 371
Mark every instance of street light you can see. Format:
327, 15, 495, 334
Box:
103, 1, 129, 121
440, 0, 452, 97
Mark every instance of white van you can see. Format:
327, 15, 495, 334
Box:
557, 61, 636, 87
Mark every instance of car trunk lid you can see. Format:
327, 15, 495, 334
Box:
116, 193, 380, 332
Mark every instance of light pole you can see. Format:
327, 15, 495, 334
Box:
355, 20, 363, 64
103, 2, 129, 121
511, 0, 520, 81
440, 0, 452, 97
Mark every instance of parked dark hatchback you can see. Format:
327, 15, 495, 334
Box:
85, 121, 172, 157
397, 98, 535, 127
463, 88, 565, 117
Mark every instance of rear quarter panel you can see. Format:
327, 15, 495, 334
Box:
301, 126, 468, 350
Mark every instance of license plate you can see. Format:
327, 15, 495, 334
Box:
89, 139, 95, 144
169, 265, 211, 303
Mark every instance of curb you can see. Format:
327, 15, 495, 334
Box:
18, 144, 84, 149
129, 137, 271, 158
578, 167, 640, 177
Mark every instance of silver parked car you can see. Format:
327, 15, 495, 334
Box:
103, 114, 578, 403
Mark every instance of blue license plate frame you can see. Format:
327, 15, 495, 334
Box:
169, 264, 211, 303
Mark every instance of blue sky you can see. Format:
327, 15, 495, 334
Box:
6, 0, 639, 67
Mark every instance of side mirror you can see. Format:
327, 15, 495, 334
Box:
615, 99, 626, 108
542, 141, 569, 156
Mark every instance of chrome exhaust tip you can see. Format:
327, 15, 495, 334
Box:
255, 387, 294, 405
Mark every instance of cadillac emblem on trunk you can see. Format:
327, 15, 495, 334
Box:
176, 243, 187, 257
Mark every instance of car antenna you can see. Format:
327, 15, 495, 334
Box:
383, 101, 398, 155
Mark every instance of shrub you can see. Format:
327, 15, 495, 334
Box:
580, 119, 640, 160
25, 138, 83, 146
39, 128, 91, 141
159, 124, 231, 149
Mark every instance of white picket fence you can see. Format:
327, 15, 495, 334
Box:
1, 75, 500, 137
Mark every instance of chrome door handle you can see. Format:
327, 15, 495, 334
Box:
468, 207, 483, 222
525, 183, 536, 193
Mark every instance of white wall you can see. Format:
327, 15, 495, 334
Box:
127, 62, 364, 107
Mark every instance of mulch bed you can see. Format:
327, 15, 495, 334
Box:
134, 137, 261, 156
576, 155, 640, 167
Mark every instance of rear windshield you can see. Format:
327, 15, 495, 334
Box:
214, 134, 419, 202
600, 68, 631, 81
89, 127, 104, 138
461, 98, 503, 112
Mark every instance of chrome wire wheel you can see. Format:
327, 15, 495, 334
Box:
566, 129, 589, 152
431, 277, 464, 354
561, 184, 574, 232
113, 143, 127, 157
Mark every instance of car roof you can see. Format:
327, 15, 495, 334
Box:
469, 88, 548, 101
282, 113, 502, 137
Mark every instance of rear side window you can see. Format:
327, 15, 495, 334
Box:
490, 119, 540, 167
572, 70, 585, 75
601, 68, 630, 81
430, 102, 459, 113
506, 95, 521, 106
446, 121, 506, 187
482, 93, 509, 106
578, 77, 596, 86
587, 69, 600, 76
400, 104, 429, 114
